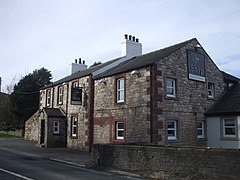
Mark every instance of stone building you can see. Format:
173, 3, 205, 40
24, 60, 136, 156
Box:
25, 35, 239, 151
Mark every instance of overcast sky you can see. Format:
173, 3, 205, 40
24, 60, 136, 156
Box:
0, 0, 239, 92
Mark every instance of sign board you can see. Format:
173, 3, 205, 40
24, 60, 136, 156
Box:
187, 50, 206, 82
71, 87, 82, 105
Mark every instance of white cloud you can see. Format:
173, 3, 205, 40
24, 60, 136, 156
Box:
0, 0, 240, 91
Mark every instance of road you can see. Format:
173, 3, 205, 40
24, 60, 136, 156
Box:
0, 147, 138, 180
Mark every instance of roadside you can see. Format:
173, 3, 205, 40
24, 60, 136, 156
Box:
0, 137, 91, 167
0, 137, 145, 179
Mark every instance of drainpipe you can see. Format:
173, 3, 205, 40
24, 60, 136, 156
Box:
88, 75, 94, 152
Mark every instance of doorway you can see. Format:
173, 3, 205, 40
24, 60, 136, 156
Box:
40, 119, 45, 144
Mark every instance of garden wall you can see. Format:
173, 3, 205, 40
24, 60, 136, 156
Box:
92, 144, 240, 179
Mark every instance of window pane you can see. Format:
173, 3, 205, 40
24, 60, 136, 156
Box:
168, 130, 175, 136
117, 122, 124, 129
197, 130, 202, 135
225, 119, 235, 126
167, 88, 174, 95
225, 128, 235, 135
118, 131, 124, 137
166, 80, 173, 87
197, 122, 202, 128
167, 122, 174, 128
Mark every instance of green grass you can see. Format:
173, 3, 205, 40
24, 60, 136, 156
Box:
0, 132, 18, 138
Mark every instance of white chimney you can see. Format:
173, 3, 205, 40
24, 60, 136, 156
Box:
70, 58, 87, 74
121, 34, 142, 58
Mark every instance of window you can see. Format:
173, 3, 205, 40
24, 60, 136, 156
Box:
58, 86, 63, 104
208, 82, 215, 99
53, 121, 59, 134
223, 118, 236, 138
197, 121, 205, 138
166, 78, 176, 98
167, 120, 177, 140
71, 116, 78, 137
116, 78, 125, 103
46, 89, 51, 106
115, 121, 125, 140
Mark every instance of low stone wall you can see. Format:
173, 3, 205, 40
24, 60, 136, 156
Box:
92, 144, 240, 179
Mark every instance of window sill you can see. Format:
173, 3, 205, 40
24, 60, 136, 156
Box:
114, 139, 126, 143
197, 137, 206, 141
166, 139, 178, 142
115, 102, 125, 105
53, 133, 60, 136
70, 136, 78, 139
220, 137, 239, 141
165, 96, 178, 101
207, 97, 216, 101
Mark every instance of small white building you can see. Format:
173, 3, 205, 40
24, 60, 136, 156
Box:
206, 81, 240, 149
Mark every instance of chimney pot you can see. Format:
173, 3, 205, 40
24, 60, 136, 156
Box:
83, 60, 85, 64
79, 58, 81, 64
132, 36, 135, 42
124, 34, 128, 40
129, 35, 132, 41
75, 59, 77, 63
136, 38, 139, 43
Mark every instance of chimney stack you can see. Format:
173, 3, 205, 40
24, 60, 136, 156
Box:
121, 34, 142, 58
70, 58, 88, 74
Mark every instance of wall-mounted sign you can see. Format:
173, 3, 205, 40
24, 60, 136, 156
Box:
187, 50, 206, 82
71, 87, 82, 105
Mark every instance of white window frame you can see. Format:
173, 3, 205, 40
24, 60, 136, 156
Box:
116, 122, 124, 140
167, 120, 177, 140
208, 82, 215, 99
197, 121, 205, 138
58, 86, 63, 104
46, 89, 51, 106
117, 78, 124, 103
166, 78, 176, 98
71, 116, 78, 137
223, 118, 236, 138
53, 121, 59, 134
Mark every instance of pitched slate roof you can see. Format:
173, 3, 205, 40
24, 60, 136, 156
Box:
43, 108, 65, 117
93, 38, 196, 79
221, 71, 240, 83
205, 83, 240, 116
43, 57, 121, 89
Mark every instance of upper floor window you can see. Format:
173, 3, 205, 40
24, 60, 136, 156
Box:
166, 78, 176, 98
197, 121, 205, 138
223, 118, 236, 138
167, 120, 177, 140
46, 89, 51, 106
208, 82, 215, 99
116, 78, 125, 103
58, 86, 63, 104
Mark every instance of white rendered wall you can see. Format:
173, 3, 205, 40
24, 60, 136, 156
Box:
207, 116, 240, 149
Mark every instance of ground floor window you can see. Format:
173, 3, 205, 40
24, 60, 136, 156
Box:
223, 118, 236, 138
197, 121, 205, 138
115, 120, 125, 142
167, 120, 177, 140
71, 116, 78, 138
53, 121, 60, 134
